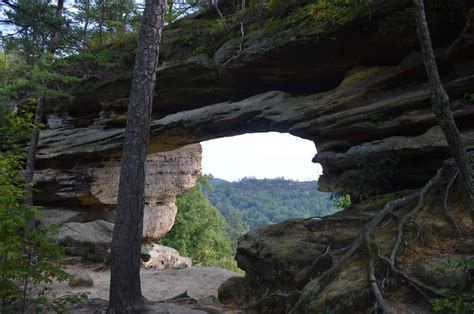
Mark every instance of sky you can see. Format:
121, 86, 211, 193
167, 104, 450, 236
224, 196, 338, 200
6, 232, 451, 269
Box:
201, 132, 323, 182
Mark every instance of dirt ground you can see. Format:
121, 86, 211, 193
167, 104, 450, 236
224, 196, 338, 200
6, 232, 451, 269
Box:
44, 263, 240, 303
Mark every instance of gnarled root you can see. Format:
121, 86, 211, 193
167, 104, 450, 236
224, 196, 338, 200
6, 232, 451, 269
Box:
290, 163, 450, 313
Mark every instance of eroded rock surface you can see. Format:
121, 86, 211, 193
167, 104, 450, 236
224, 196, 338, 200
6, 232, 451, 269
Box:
58, 220, 114, 262
37, 2, 474, 195
36, 144, 202, 241
141, 243, 193, 270
219, 164, 474, 312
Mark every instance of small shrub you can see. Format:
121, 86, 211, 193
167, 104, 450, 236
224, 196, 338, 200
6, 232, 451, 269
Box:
345, 153, 399, 201
366, 112, 384, 125
331, 193, 351, 209
464, 92, 474, 104
431, 256, 474, 313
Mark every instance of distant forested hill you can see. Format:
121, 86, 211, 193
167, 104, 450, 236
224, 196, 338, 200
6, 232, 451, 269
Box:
203, 177, 338, 230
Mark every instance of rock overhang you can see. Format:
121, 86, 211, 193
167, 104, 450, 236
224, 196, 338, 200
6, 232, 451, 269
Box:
36, 1, 474, 220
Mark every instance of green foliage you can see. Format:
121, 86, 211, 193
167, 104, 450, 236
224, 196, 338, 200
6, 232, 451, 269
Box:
158, 175, 238, 271
343, 153, 399, 201
443, 256, 474, 271
465, 92, 474, 104
432, 296, 473, 314
3, 0, 63, 62
0, 53, 80, 106
35, 292, 89, 313
431, 256, 474, 313
0, 113, 80, 311
192, 46, 210, 56
366, 112, 384, 125
331, 193, 351, 209
204, 177, 337, 229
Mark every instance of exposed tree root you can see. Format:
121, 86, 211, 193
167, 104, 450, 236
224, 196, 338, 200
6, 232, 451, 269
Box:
365, 234, 394, 314
389, 168, 442, 263
378, 255, 444, 298
289, 164, 453, 313
243, 290, 301, 311
289, 192, 419, 313
443, 169, 463, 237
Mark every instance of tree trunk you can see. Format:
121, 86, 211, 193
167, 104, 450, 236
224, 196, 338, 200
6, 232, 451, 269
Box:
24, 0, 64, 206
107, 0, 167, 312
24, 97, 45, 206
48, 0, 64, 54
82, 0, 91, 45
413, 0, 474, 229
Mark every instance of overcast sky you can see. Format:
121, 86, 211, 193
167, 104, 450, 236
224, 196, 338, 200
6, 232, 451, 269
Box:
201, 133, 322, 182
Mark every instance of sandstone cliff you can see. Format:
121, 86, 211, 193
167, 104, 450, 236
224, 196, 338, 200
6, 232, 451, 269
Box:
34, 0, 474, 311
38, 0, 473, 196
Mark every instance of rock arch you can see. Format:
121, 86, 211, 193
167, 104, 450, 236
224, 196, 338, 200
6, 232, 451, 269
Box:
35, 0, 474, 241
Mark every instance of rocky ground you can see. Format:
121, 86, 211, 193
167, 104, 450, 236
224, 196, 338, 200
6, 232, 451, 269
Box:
43, 263, 240, 313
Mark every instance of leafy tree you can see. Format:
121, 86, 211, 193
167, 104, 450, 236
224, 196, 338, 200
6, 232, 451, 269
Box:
0, 108, 70, 312
204, 177, 337, 229
159, 175, 238, 270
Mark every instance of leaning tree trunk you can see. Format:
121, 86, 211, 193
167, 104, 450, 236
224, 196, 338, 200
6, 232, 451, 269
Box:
108, 0, 167, 312
24, 96, 45, 206
24, 0, 64, 205
413, 0, 474, 229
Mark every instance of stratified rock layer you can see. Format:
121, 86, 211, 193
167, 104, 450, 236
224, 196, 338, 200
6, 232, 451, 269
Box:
37, 144, 202, 241
37, 1, 474, 195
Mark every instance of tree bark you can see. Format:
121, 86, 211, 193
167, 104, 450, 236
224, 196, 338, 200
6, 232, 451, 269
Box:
48, 0, 64, 54
24, 96, 45, 206
413, 0, 474, 229
107, 0, 167, 312
24, 0, 64, 206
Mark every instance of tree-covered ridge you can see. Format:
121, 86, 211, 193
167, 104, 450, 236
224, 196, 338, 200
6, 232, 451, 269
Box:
204, 177, 337, 229
158, 175, 238, 271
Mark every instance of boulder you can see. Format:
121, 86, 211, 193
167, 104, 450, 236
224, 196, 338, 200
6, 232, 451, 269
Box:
295, 259, 371, 313
414, 255, 471, 290
458, 238, 474, 254
69, 273, 94, 287
218, 277, 250, 305
141, 243, 192, 270
39, 208, 88, 225
57, 220, 113, 262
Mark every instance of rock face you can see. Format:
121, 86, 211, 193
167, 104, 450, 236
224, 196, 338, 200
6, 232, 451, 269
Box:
57, 220, 114, 262
414, 255, 470, 290
36, 144, 201, 241
219, 166, 474, 312
69, 273, 94, 287
37, 1, 474, 196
